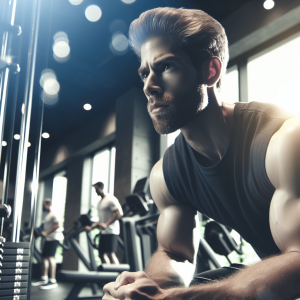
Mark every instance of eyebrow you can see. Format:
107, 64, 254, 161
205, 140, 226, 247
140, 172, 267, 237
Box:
138, 55, 181, 76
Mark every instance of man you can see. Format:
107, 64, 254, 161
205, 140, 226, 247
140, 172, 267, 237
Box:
32, 199, 63, 290
103, 7, 300, 300
85, 182, 123, 265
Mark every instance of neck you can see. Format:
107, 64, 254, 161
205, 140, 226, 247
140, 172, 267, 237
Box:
180, 87, 235, 167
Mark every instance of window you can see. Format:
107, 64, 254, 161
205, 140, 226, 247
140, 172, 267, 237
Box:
90, 146, 116, 264
90, 146, 116, 220
51, 171, 68, 263
247, 33, 300, 113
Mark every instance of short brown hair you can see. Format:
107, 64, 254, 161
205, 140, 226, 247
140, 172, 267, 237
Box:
128, 7, 229, 90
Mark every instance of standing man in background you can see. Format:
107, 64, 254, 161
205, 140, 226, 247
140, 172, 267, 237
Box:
85, 182, 123, 265
32, 198, 63, 290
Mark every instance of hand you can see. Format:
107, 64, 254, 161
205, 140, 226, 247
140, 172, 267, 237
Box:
40, 231, 48, 237
103, 271, 167, 300
85, 226, 92, 232
99, 223, 108, 230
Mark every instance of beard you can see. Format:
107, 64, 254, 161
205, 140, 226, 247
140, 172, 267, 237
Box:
147, 84, 208, 135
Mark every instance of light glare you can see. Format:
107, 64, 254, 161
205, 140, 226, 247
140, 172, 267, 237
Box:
85, 5, 102, 22
14, 134, 20, 140
43, 78, 60, 95
112, 33, 128, 52
2, 141, 7, 146
121, 0, 136, 4
84, 104, 92, 110
42, 132, 50, 139
27, 142, 31, 147
53, 41, 70, 58
69, 0, 83, 5
263, 0, 275, 9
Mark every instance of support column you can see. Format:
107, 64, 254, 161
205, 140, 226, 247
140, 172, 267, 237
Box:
62, 158, 84, 270
115, 88, 159, 205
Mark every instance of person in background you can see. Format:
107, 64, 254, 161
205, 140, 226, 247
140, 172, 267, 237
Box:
32, 198, 63, 290
85, 182, 123, 265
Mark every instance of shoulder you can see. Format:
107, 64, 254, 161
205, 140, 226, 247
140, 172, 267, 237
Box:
266, 114, 300, 189
150, 158, 181, 211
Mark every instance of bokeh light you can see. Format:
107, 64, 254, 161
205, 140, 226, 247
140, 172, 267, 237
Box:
2, 141, 7, 146
14, 134, 20, 140
43, 78, 60, 95
27, 142, 31, 147
263, 0, 275, 9
69, 0, 83, 5
85, 5, 102, 22
41, 91, 59, 106
53, 32, 70, 62
42, 132, 50, 139
121, 0, 136, 4
83, 104, 92, 110
40, 69, 60, 105
110, 32, 128, 55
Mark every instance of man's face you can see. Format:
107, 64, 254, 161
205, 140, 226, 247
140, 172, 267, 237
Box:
139, 36, 207, 134
94, 186, 104, 197
42, 201, 50, 212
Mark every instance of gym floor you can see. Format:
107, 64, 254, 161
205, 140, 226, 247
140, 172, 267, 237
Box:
30, 282, 104, 300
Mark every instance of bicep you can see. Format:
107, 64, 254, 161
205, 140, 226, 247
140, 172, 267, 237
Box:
267, 116, 300, 253
150, 158, 198, 262
270, 190, 300, 253
157, 205, 199, 262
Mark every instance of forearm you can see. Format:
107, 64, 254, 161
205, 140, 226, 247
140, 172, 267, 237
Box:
145, 250, 195, 289
166, 251, 300, 300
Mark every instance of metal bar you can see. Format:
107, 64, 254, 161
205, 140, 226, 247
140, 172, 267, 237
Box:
27, 99, 44, 299
0, 0, 18, 193
12, 0, 41, 242
2, 68, 20, 205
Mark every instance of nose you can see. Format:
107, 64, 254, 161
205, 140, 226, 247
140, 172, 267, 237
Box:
143, 71, 163, 99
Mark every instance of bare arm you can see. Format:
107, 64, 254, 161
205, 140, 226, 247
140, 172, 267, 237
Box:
144, 158, 199, 288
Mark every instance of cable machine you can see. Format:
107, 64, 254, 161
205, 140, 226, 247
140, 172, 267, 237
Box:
0, 0, 43, 299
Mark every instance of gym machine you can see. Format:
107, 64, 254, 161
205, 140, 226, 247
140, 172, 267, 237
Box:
0, 0, 44, 299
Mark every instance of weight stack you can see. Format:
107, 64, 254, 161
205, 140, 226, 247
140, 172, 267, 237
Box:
0, 239, 29, 300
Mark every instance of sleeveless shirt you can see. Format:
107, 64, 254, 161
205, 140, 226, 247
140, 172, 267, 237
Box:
163, 101, 293, 258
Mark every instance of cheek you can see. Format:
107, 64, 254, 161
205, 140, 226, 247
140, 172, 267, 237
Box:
164, 72, 198, 96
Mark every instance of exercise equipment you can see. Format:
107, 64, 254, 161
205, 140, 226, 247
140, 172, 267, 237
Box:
58, 211, 130, 300
204, 220, 243, 265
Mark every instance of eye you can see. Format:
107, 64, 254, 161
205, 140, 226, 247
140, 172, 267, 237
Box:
162, 63, 172, 71
140, 72, 148, 81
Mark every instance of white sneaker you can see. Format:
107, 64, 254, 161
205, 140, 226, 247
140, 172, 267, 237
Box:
39, 281, 58, 290
31, 279, 48, 287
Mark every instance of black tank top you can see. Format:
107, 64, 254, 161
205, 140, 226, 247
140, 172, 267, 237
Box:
163, 101, 293, 259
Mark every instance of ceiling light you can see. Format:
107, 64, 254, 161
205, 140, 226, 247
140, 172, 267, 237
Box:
263, 0, 275, 10
2, 141, 7, 146
121, 0, 136, 4
14, 134, 20, 140
83, 103, 92, 110
85, 5, 102, 22
69, 0, 83, 5
42, 132, 50, 139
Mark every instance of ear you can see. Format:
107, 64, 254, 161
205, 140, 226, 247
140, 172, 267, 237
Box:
201, 57, 222, 87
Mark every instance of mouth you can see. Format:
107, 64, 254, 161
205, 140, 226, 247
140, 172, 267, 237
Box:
150, 103, 169, 114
